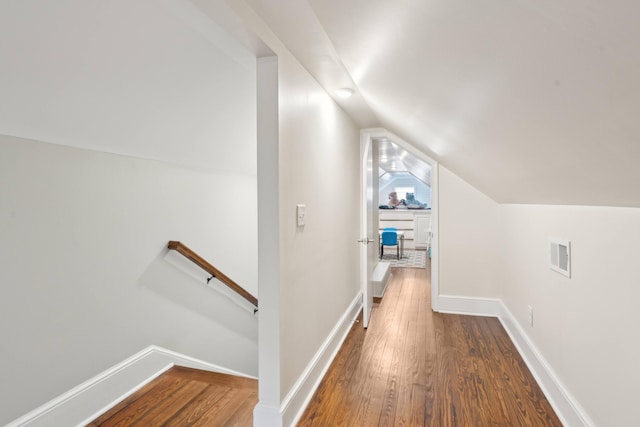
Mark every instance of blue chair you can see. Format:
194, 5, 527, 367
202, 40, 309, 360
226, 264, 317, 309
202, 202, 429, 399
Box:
380, 231, 400, 259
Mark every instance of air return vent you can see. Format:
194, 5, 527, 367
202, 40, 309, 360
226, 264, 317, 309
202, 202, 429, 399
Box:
549, 238, 571, 278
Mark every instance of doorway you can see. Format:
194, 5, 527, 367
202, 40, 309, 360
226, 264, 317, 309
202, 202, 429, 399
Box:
360, 129, 439, 325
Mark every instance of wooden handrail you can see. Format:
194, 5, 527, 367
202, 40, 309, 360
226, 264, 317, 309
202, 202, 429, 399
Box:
168, 241, 258, 308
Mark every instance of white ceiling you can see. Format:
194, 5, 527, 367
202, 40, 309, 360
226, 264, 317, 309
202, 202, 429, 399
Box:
237, 0, 640, 207
378, 139, 431, 187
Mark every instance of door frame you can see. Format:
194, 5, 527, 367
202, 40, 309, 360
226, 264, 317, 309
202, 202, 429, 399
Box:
360, 128, 440, 311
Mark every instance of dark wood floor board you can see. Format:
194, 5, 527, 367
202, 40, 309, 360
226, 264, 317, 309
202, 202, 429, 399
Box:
298, 266, 562, 427
86, 366, 257, 427
349, 273, 410, 426
218, 389, 259, 427
130, 380, 209, 426
85, 372, 174, 426
349, 322, 393, 425
91, 374, 190, 426
377, 270, 418, 426
162, 384, 231, 426
187, 387, 241, 426
302, 323, 368, 426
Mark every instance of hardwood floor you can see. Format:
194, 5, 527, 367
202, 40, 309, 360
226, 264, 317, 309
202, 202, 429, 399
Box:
298, 267, 562, 426
86, 267, 560, 426
86, 366, 257, 426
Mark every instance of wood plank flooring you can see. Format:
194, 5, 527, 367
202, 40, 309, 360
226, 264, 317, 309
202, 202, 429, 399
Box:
86, 366, 257, 426
298, 267, 562, 426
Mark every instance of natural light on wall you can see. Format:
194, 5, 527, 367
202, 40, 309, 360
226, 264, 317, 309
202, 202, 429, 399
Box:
336, 88, 354, 99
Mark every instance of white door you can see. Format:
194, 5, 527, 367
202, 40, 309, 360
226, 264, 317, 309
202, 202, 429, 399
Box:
360, 135, 378, 328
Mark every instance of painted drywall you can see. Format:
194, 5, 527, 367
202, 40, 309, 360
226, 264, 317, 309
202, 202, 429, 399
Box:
0, 138, 258, 425
0, 0, 256, 175
435, 165, 640, 424
438, 166, 501, 298
256, 56, 282, 416
501, 204, 640, 426
0, 1, 259, 423
277, 52, 361, 401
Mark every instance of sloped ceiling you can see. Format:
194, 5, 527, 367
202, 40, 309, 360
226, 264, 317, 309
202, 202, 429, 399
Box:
378, 139, 431, 187
238, 0, 640, 207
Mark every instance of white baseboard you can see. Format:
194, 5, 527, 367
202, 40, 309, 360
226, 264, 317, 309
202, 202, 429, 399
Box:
252, 402, 284, 427
6, 346, 255, 427
252, 292, 362, 427
436, 294, 502, 317
12, 295, 591, 427
497, 302, 595, 427
283, 292, 362, 426
436, 294, 594, 427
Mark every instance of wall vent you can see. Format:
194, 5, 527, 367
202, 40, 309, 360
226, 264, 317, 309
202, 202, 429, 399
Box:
549, 238, 571, 278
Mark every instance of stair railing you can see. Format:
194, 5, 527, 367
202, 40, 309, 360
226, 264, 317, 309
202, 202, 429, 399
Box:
167, 241, 258, 314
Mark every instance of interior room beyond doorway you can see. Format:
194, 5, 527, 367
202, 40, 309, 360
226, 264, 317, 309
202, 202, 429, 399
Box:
377, 139, 432, 257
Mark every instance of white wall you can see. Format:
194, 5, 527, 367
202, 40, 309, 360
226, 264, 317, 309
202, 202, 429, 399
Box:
277, 53, 361, 401
0, 0, 256, 175
0, 138, 259, 424
501, 204, 640, 426
0, 1, 259, 424
438, 166, 502, 298
224, 4, 363, 420
438, 164, 640, 425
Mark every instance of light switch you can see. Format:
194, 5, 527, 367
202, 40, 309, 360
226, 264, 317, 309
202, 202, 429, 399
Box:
296, 204, 306, 227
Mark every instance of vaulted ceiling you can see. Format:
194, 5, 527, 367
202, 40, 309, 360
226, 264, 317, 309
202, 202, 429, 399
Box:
234, 0, 640, 207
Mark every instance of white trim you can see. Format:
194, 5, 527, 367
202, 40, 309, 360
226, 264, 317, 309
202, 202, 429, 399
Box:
436, 294, 502, 317
252, 402, 284, 427
498, 302, 595, 427
359, 128, 440, 313
430, 162, 439, 310
6, 346, 255, 427
436, 295, 595, 427
11, 297, 591, 427
150, 346, 257, 379
279, 292, 362, 427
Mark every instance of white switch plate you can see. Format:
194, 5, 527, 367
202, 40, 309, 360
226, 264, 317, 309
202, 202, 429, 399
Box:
296, 204, 306, 226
